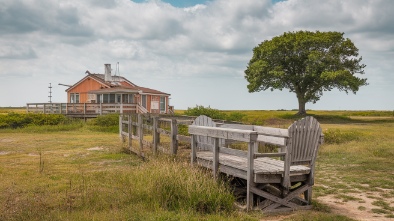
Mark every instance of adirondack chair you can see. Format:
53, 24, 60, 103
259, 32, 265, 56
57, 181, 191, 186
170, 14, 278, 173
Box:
191, 115, 216, 151
251, 116, 323, 211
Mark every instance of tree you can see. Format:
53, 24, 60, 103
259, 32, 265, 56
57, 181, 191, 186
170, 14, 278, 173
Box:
244, 31, 368, 115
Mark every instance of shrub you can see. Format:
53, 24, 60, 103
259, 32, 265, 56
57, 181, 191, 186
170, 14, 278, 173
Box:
184, 105, 227, 120
87, 114, 119, 133
0, 113, 69, 129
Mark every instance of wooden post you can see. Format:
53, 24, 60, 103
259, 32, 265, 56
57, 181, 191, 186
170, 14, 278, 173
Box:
213, 137, 219, 179
43, 103, 46, 114
84, 103, 86, 115
191, 135, 197, 165
119, 115, 122, 139
152, 117, 159, 154
100, 103, 102, 115
119, 115, 123, 141
26, 104, 29, 113
138, 114, 143, 156
246, 141, 256, 211
128, 115, 132, 150
170, 118, 178, 155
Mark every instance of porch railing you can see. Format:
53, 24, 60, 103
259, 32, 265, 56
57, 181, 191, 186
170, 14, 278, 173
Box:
26, 103, 140, 115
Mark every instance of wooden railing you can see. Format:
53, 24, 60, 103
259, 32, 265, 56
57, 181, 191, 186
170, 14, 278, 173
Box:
119, 114, 194, 157
26, 103, 139, 115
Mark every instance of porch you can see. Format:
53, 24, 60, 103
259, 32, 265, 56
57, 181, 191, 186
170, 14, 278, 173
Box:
26, 102, 148, 117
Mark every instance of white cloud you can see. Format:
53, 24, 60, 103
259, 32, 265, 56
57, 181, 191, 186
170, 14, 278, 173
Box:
0, 0, 393, 110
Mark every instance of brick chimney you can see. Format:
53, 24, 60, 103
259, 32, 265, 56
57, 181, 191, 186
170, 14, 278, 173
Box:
104, 64, 112, 82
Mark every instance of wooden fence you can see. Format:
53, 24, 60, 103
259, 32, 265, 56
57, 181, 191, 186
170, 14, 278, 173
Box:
119, 114, 193, 157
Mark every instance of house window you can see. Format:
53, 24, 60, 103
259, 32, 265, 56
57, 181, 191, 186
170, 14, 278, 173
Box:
70, 93, 80, 103
141, 95, 147, 108
160, 96, 166, 113
102, 94, 109, 103
109, 94, 115, 103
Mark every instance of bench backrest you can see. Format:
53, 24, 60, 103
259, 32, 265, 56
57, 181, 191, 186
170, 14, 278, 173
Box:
192, 115, 216, 150
287, 116, 323, 167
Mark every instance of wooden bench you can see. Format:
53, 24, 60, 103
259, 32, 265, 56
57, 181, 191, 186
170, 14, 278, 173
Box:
188, 115, 323, 212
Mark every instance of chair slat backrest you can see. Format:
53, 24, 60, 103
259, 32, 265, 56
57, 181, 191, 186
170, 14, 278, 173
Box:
287, 116, 323, 166
192, 115, 216, 151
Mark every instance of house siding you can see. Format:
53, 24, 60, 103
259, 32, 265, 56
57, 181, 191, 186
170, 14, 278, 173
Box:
67, 78, 105, 103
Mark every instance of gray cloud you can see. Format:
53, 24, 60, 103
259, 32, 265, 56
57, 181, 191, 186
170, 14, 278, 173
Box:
0, 0, 393, 110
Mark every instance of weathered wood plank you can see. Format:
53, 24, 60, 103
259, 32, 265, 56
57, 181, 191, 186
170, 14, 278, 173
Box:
189, 125, 258, 142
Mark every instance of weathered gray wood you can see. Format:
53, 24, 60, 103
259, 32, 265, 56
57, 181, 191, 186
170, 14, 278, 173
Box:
190, 115, 323, 213
213, 137, 219, 179
247, 141, 256, 211
189, 125, 258, 142
256, 135, 287, 146
171, 118, 178, 155
153, 116, 159, 154
192, 115, 216, 151
138, 114, 143, 156
191, 135, 197, 164
128, 115, 132, 149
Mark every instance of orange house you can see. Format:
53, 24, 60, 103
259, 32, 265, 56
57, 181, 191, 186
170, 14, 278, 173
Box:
65, 64, 171, 114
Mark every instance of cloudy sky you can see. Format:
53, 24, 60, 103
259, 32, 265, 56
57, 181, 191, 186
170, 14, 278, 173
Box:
0, 0, 393, 110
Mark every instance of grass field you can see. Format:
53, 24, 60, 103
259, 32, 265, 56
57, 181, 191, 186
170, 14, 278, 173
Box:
0, 109, 393, 220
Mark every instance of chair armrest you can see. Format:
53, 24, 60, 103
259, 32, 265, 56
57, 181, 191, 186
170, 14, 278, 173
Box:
254, 152, 286, 159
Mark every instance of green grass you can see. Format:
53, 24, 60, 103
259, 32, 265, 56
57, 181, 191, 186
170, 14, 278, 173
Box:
1, 108, 394, 220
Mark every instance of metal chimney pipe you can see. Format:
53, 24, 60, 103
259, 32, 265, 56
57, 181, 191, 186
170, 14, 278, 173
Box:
104, 64, 111, 82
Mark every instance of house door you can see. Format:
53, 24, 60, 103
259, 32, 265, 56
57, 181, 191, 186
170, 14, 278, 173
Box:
141, 95, 147, 109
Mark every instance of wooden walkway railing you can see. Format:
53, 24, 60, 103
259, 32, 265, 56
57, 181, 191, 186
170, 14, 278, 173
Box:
119, 114, 193, 157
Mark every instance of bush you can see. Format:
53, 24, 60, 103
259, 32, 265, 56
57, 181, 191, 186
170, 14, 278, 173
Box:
184, 105, 227, 120
0, 113, 69, 129
87, 114, 119, 133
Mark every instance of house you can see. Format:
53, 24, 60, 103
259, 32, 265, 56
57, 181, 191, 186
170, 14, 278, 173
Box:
65, 64, 172, 114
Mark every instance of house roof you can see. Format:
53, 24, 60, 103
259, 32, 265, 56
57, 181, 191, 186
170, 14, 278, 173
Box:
66, 72, 170, 96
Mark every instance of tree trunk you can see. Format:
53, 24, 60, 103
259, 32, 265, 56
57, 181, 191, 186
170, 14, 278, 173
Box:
296, 95, 307, 115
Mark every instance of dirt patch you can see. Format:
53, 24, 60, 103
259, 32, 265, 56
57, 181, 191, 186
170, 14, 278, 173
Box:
317, 193, 393, 221
0, 151, 11, 155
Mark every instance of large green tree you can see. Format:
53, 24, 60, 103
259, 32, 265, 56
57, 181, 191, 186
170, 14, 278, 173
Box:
244, 31, 368, 115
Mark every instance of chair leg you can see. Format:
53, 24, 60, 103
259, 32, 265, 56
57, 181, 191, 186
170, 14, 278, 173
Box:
304, 186, 312, 204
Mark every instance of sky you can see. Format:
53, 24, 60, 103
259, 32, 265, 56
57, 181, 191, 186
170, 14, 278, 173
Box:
0, 0, 393, 110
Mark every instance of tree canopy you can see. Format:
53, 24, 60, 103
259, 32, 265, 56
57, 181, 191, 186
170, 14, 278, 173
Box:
244, 31, 368, 115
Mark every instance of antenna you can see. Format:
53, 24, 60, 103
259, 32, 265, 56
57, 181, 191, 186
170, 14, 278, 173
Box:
48, 83, 52, 103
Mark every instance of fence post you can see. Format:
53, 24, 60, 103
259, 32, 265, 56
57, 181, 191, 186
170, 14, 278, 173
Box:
246, 141, 256, 211
128, 115, 132, 150
191, 135, 197, 164
138, 114, 143, 156
119, 115, 123, 139
170, 118, 178, 155
152, 116, 159, 154
213, 137, 219, 179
